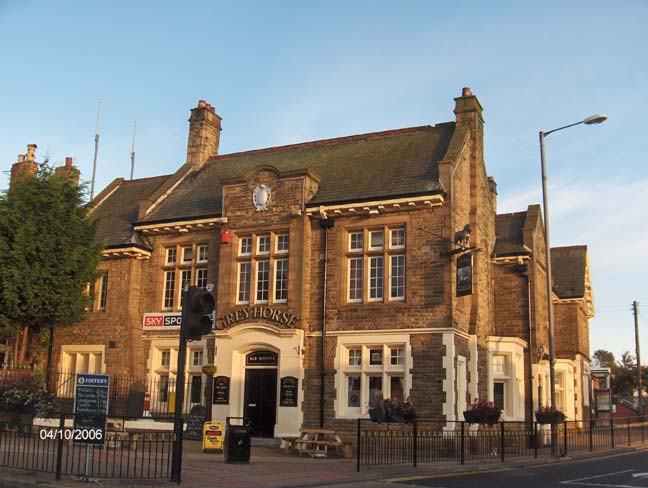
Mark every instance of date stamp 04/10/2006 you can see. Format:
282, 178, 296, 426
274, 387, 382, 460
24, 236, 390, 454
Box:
39, 429, 104, 441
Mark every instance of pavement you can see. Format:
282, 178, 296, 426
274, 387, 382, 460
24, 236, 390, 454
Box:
1, 441, 648, 488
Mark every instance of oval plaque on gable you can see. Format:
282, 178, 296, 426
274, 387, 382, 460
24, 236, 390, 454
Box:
246, 350, 278, 366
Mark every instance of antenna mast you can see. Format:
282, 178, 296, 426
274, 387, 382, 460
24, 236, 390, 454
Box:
130, 121, 137, 180
90, 100, 101, 200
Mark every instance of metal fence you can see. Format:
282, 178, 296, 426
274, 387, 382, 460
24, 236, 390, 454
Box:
53, 371, 206, 419
357, 416, 648, 470
0, 415, 173, 480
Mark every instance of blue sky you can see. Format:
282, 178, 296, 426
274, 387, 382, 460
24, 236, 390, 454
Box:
1, 0, 646, 361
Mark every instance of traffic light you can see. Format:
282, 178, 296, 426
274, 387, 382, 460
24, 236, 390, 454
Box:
181, 286, 215, 341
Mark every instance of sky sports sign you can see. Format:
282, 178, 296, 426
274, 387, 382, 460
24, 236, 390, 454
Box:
142, 312, 215, 330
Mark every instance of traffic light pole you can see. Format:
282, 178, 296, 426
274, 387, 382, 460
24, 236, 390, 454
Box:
171, 289, 189, 484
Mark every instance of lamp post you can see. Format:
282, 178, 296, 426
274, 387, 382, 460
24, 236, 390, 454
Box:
539, 113, 606, 454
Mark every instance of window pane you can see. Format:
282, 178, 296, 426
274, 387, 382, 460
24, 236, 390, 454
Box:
390, 347, 404, 366
390, 228, 405, 248
182, 247, 193, 263
275, 259, 289, 302
390, 255, 405, 300
493, 355, 505, 375
369, 348, 382, 365
179, 269, 191, 308
370, 230, 384, 250
256, 260, 269, 302
164, 271, 175, 309
159, 376, 169, 403
166, 248, 176, 264
99, 272, 108, 310
348, 348, 361, 366
190, 375, 202, 403
277, 234, 289, 253
258, 235, 270, 254
349, 257, 363, 301
196, 268, 208, 288
390, 376, 404, 401
494, 382, 505, 412
238, 262, 251, 303
160, 350, 170, 368
240, 237, 252, 256
369, 376, 383, 403
192, 350, 203, 366
347, 376, 361, 407
369, 256, 384, 300
197, 245, 208, 263
349, 232, 363, 251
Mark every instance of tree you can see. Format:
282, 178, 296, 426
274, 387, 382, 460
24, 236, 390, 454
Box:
0, 163, 101, 366
592, 349, 616, 369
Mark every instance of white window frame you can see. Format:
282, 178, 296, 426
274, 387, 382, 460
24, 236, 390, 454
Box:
163, 270, 176, 310
182, 246, 193, 264
195, 267, 208, 288
369, 230, 385, 251
349, 232, 363, 252
257, 235, 270, 255
348, 257, 363, 303
237, 262, 251, 304
334, 334, 412, 419
98, 271, 108, 311
389, 254, 406, 301
179, 269, 192, 309
196, 244, 209, 263
276, 234, 289, 253
255, 260, 270, 304
274, 258, 289, 303
390, 228, 406, 249
487, 336, 526, 421
166, 248, 177, 265
239, 237, 252, 256
368, 256, 384, 301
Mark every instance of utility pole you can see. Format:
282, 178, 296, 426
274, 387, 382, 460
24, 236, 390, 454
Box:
633, 301, 643, 412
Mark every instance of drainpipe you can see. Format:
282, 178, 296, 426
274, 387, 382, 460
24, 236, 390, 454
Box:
319, 218, 335, 428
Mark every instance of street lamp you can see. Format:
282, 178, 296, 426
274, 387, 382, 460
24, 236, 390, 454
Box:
539, 113, 607, 453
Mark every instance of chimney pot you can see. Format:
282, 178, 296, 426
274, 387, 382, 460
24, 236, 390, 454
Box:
26, 144, 37, 161
198, 100, 207, 108
462, 87, 473, 97
65, 157, 73, 167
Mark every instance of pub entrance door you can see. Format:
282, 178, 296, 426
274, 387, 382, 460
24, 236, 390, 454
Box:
243, 351, 278, 437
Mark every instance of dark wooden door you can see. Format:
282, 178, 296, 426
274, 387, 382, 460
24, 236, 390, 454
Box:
243, 368, 277, 437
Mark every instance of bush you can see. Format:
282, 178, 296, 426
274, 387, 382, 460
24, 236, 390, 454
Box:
0, 379, 57, 418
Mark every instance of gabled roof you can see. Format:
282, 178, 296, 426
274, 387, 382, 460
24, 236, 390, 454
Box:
141, 124, 454, 224
493, 211, 532, 257
91, 175, 171, 248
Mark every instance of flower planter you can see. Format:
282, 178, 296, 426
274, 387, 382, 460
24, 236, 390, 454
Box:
535, 411, 565, 424
463, 410, 479, 423
463, 410, 500, 424
368, 407, 385, 423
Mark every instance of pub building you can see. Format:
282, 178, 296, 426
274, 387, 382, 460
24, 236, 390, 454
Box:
19, 89, 594, 439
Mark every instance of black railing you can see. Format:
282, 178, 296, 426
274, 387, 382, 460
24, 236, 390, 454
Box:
52, 371, 207, 419
357, 416, 648, 471
0, 415, 173, 480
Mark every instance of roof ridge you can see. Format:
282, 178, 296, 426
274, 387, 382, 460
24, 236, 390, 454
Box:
209, 124, 447, 161
121, 174, 172, 184
552, 245, 587, 251
496, 211, 527, 219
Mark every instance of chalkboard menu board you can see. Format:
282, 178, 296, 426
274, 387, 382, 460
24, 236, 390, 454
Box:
280, 376, 298, 407
213, 376, 230, 405
185, 405, 208, 440
73, 373, 110, 445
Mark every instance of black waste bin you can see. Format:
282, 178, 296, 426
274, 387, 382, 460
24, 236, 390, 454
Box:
224, 417, 252, 463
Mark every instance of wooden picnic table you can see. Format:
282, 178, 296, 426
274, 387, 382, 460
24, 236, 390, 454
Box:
290, 428, 352, 458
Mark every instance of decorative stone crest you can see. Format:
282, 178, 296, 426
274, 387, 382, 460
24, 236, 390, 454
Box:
253, 184, 271, 212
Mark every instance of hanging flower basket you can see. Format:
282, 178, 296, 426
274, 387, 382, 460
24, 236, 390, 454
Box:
535, 408, 565, 424
201, 364, 217, 375
464, 399, 501, 424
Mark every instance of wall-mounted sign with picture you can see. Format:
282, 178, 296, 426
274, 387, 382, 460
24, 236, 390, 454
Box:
456, 253, 473, 297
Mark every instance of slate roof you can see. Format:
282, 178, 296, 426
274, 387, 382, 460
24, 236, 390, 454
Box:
551, 246, 588, 299
493, 211, 531, 257
142, 124, 454, 224
91, 175, 171, 248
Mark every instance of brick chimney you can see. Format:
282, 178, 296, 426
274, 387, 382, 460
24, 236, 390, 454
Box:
454, 86, 484, 134
55, 157, 81, 186
10, 144, 39, 185
186, 100, 222, 168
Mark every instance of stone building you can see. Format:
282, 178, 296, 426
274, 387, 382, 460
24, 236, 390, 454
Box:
10, 89, 594, 437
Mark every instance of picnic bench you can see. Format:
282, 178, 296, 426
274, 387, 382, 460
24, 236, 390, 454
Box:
286, 429, 352, 458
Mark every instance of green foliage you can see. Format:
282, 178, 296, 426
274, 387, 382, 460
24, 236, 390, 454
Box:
0, 163, 102, 338
592, 349, 616, 369
0, 379, 57, 417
